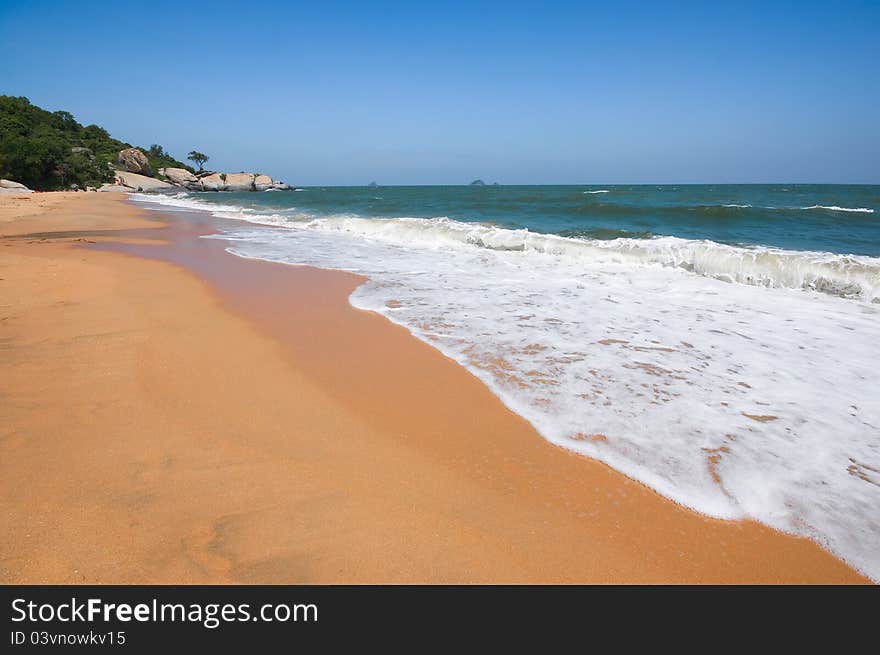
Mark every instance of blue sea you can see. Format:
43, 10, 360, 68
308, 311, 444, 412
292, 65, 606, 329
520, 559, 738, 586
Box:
133, 184, 880, 580
203, 183, 880, 254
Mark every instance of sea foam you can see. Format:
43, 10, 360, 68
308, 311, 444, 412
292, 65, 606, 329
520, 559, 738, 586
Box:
139, 198, 879, 303
132, 192, 880, 580
803, 205, 875, 213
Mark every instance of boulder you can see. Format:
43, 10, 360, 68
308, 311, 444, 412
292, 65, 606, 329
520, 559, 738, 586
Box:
199, 173, 228, 191
223, 172, 255, 192
97, 183, 132, 193
254, 174, 274, 191
114, 171, 173, 192
141, 169, 290, 192
117, 148, 152, 176
0, 179, 32, 192
162, 167, 198, 186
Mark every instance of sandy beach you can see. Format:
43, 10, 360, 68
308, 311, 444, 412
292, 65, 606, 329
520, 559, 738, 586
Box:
0, 192, 869, 584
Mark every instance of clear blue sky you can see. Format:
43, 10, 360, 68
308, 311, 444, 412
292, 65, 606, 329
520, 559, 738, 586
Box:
1, 0, 878, 185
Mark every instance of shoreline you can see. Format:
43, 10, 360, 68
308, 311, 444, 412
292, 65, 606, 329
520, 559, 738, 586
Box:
0, 192, 870, 583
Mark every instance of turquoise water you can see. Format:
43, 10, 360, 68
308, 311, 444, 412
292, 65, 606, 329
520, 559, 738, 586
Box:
191, 184, 879, 256
134, 184, 880, 580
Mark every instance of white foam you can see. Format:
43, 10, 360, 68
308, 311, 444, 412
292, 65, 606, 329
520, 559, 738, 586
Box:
130, 192, 253, 216
130, 193, 880, 306
256, 213, 880, 302
584, 189, 610, 194
803, 205, 875, 213
132, 192, 880, 580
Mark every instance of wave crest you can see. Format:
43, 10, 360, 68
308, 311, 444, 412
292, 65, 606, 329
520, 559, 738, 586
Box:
803, 205, 874, 213
298, 215, 880, 302
130, 193, 880, 302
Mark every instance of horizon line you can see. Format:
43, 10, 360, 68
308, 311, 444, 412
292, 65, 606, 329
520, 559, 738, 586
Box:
290, 181, 880, 187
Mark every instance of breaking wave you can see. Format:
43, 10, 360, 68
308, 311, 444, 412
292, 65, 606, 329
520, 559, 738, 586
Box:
803, 205, 874, 213
133, 193, 880, 302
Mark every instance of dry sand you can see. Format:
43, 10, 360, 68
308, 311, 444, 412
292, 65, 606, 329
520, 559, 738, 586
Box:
0, 193, 868, 583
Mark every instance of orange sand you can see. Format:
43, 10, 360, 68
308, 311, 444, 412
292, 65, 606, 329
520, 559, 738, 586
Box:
0, 193, 869, 583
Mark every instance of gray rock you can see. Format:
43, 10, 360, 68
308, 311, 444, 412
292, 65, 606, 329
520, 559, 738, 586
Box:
151, 169, 291, 192
199, 173, 228, 191
254, 174, 274, 191
223, 172, 255, 192
114, 171, 173, 192
0, 179, 32, 191
97, 183, 132, 193
117, 148, 152, 176
162, 167, 199, 186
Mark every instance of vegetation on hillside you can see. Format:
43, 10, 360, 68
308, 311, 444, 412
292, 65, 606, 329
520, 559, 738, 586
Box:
0, 96, 193, 190
146, 144, 193, 178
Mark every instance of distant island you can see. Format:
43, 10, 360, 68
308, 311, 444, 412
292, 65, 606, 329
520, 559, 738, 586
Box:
368, 181, 378, 187
0, 96, 291, 193
470, 179, 486, 186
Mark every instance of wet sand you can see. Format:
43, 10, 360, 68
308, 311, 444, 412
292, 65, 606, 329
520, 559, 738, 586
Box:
0, 193, 869, 583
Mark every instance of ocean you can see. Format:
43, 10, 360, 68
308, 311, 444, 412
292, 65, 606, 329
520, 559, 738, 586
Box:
132, 184, 880, 580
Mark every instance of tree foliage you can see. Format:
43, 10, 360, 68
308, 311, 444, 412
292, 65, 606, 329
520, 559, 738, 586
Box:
187, 151, 209, 171
0, 96, 192, 190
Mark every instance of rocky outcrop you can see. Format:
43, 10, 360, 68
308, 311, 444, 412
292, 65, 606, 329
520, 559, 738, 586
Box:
1, 179, 30, 189
253, 174, 273, 191
0, 179, 32, 193
0, 180, 33, 193
198, 173, 227, 191
160, 167, 199, 186
114, 170, 173, 192
108, 163, 293, 193
97, 183, 131, 193
223, 172, 255, 192
117, 148, 152, 175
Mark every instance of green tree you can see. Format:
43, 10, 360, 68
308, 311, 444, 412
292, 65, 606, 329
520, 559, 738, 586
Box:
0, 96, 192, 190
52, 110, 77, 131
187, 150, 209, 171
